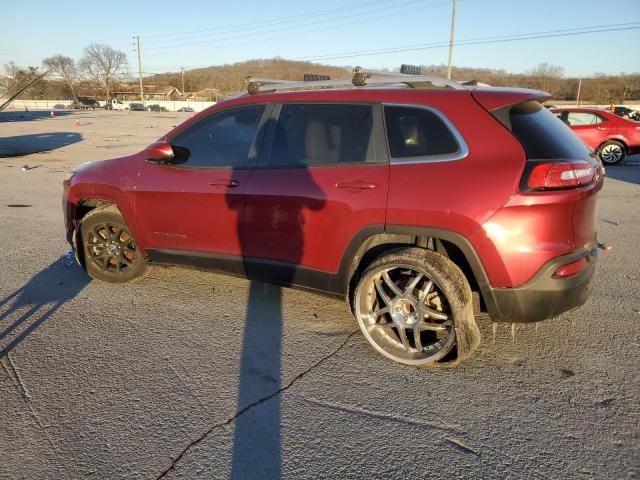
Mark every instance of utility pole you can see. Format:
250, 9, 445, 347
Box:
576, 78, 582, 106
181, 67, 185, 96
136, 35, 144, 103
446, 0, 457, 80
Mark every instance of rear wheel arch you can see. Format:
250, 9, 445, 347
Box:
597, 137, 627, 152
343, 226, 497, 315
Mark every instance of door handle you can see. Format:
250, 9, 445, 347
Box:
596, 126, 607, 131
209, 179, 240, 188
336, 180, 377, 192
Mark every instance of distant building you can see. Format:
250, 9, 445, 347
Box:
111, 84, 182, 101
184, 88, 223, 101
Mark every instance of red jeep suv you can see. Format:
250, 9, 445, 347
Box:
63, 69, 604, 366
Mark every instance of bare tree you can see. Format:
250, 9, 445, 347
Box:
3, 62, 21, 87
620, 74, 639, 102
527, 63, 564, 94
4, 61, 19, 77
79, 44, 128, 99
43, 55, 78, 96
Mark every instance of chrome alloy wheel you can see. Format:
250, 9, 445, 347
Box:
600, 143, 624, 164
355, 264, 456, 365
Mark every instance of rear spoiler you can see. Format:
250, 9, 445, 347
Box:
471, 87, 552, 112
471, 87, 553, 132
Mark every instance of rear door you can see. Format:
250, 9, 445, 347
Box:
241, 102, 389, 288
565, 111, 609, 149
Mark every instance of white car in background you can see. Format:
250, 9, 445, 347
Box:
106, 99, 128, 111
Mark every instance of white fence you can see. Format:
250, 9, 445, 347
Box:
5, 99, 217, 113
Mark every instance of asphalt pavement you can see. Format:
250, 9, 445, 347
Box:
0, 110, 638, 479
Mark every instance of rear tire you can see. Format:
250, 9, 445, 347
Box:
353, 247, 479, 367
597, 140, 625, 165
79, 206, 147, 283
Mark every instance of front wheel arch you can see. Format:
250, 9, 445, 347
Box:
73, 201, 120, 269
78, 204, 147, 282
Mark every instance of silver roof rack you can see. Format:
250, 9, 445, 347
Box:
246, 66, 465, 95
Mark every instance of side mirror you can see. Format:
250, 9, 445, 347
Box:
145, 141, 175, 164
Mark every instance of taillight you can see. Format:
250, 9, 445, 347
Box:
527, 161, 596, 190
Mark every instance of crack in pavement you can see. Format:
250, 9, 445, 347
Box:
3, 352, 31, 399
297, 395, 554, 479
1, 353, 66, 477
166, 361, 210, 416
444, 436, 480, 456
153, 330, 359, 479
295, 395, 463, 435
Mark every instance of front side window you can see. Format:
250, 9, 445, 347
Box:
268, 104, 374, 167
566, 112, 605, 126
384, 105, 460, 159
171, 105, 265, 168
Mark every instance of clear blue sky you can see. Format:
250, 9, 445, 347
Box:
2, 0, 639, 77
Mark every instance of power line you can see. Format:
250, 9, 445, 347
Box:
141, 0, 452, 59
296, 22, 640, 62
141, 0, 390, 41
129, 21, 640, 75
2, 1, 391, 54
142, 0, 448, 51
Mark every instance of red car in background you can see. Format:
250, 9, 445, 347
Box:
551, 107, 640, 165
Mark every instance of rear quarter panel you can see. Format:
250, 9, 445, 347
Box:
383, 90, 528, 286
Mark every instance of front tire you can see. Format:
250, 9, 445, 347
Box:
79, 206, 146, 283
353, 247, 479, 367
597, 140, 626, 165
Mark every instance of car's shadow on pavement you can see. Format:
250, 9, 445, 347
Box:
0, 254, 90, 358
0, 132, 82, 158
0, 110, 75, 122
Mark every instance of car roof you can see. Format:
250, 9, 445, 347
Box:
215, 85, 548, 110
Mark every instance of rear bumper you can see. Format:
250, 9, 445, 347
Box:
487, 241, 598, 323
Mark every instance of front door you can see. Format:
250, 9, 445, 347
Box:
241, 103, 389, 290
134, 105, 266, 262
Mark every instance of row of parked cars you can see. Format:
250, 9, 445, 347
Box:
59, 96, 195, 113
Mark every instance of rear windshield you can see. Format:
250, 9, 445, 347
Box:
500, 101, 592, 160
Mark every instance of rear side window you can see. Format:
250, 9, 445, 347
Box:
566, 112, 605, 126
268, 104, 374, 167
171, 105, 265, 168
384, 105, 460, 159
506, 101, 592, 159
